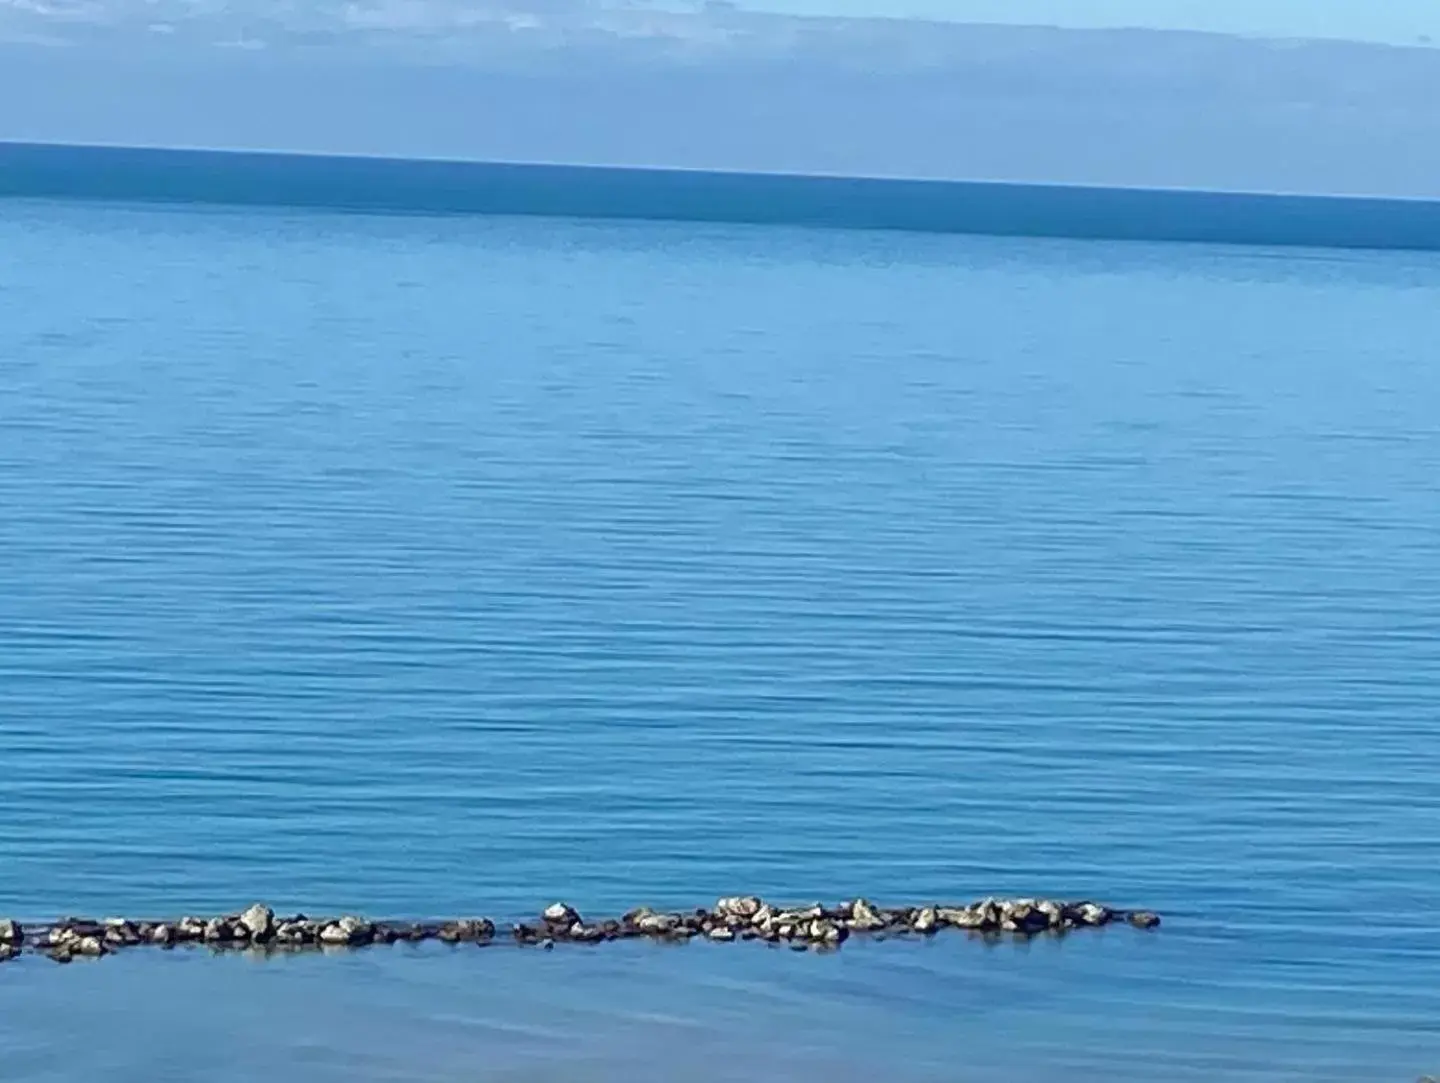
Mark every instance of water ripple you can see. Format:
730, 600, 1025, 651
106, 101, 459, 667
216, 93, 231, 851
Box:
1, 199, 1439, 1082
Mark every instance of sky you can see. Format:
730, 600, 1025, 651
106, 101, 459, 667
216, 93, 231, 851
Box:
743, 1, 1440, 45
5, 0, 1440, 195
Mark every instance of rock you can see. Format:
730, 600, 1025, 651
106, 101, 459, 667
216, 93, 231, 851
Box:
812, 915, 840, 944
1071, 903, 1111, 927
776, 905, 824, 924
715, 897, 763, 921
49, 947, 74, 964
0, 920, 22, 945
318, 915, 373, 946
74, 936, 107, 957
543, 903, 580, 926
203, 918, 235, 942
102, 919, 141, 946
150, 924, 175, 945
0, 945, 18, 964
973, 898, 1002, 926
238, 904, 275, 941
275, 921, 316, 945
1001, 901, 1048, 934
806, 919, 846, 945
707, 927, 736, 942
48, 921, 102, 945
636, 911, 681, 935
1036, 900, 1064, 928
1127, 911, 1161, 930
913, 907, 939, 934
847, 899, 887, 931
176, 917, 206, 940
439, 919, 494, 943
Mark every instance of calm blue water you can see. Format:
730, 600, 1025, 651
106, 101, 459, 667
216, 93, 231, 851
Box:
10, 142, 1440, 251
1, 188, 1439, 1082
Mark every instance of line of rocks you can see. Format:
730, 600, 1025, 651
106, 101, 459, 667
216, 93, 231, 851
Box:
0, 898, 1160, 965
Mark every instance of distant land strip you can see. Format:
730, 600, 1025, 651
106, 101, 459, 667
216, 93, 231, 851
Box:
0, 897, 1160, 964
5, 141, 1440, 252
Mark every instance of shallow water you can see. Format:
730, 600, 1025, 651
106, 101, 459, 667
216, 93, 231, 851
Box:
1, 196, 1438, 1081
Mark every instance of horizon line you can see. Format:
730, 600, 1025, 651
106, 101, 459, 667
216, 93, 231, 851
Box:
6, 140, 1440, 252
6, 139, 1440, 205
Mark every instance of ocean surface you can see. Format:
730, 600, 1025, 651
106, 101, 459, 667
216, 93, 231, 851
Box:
10, 142, 1440, 251
1, 172, 1439, 1083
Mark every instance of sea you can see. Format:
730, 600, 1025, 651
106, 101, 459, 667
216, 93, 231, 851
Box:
1, 145, 1438, 1083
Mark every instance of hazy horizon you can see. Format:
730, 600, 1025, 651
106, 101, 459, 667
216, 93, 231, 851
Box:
6, 3, 1440, 196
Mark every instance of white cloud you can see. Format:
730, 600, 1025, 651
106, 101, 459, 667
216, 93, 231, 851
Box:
6, 0, 1440, 84
0, 0, 776, 52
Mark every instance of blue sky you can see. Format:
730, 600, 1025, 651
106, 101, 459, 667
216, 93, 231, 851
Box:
744, 0, 1440, 44
2, 0, 1437, 46
5, 0, 1440, 193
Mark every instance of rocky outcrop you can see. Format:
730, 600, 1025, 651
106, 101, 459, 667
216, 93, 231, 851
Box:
318, 916, 374, 946
238, 904, 275, 942
41, 923, 109, 962
0, 921, 20, 965
714, 896, 763, 921
437, 919, 496, 943
0, 896, 1160, 965
542, 903, 580, 926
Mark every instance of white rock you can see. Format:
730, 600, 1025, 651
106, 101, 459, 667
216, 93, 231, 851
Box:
239, 903, 275, 940
543, 903, 580, 925
715, 896, 762, 920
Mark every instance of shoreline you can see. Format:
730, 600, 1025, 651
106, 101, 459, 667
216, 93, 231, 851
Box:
0, 897, 1159, 964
